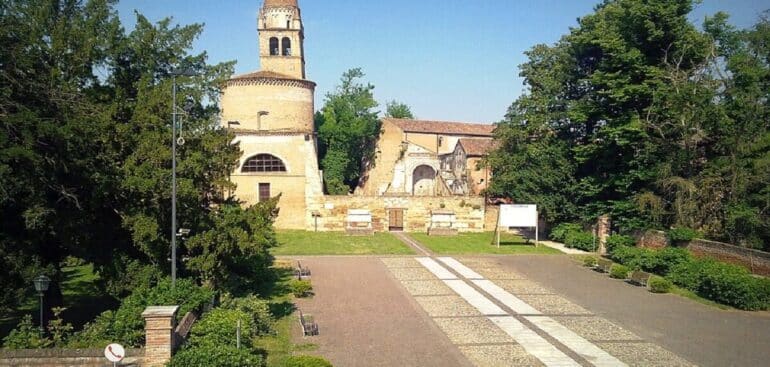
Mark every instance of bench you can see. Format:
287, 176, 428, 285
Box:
294, 261, 311, 280
628, 270, 652, 287
597, 258, 613, 273
298, 309, 319, 336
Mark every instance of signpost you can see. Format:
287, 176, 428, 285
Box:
495, 204, 539, 247
104, 343, 125, 366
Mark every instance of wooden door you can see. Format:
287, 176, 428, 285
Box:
389, 209, 404, 231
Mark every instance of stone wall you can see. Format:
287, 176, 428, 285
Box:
312, 196, 486, 233
0, 348, 143, 367
685, 238, 770, 277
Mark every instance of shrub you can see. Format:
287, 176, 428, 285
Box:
283, 355, 334, 367
2, 315, 50, 349
651, 247, 691, 275
220, 294, 274, 336
167, 344, 263, 367
609, 264, 629, 279
667, 227, 699, 244
549, 223, 582, 242
697, 263, 770, 310
188, 308, 255, 348
583, 256, 598, 267
607, 245, 643, 266
605, 235, 635, 252
648, 277, 672, 293
564, 231, 595, 251
70, 277, 213, 347
289, 279, 313, 298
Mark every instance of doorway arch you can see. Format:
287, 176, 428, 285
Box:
412, 165, 436, 196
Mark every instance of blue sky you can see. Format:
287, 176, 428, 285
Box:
116, 0, 768, 123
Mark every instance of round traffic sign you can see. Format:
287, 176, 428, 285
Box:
104, 343, 125, 362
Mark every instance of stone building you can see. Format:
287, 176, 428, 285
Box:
220, 0, 324, 229
221, 0, 497, 231
440, 138, 496, 195
357, 118, 495, 196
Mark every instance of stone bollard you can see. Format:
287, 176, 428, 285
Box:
142, 306, 179, 367
597, 215, 611, 255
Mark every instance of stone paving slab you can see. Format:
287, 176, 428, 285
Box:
494, 279, 554, 294
433, 317, 513, 345
517, 294, 593, 315
380, 257, 422, 268
550, 316, 642, 342
414, 295, 481, 317
400, 280, 454, 296
596, 342, 696, 367
389, 266, 436, 280
459, 344, 546, 367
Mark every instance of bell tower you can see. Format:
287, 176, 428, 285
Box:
258, 0, 306, 79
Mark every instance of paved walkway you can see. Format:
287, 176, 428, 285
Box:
288, 243, 770, 366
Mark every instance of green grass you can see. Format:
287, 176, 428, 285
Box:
252, 265, 319, 367
410, 232, 561, 255
669, 285, 732, 310
272, 230, 414, 255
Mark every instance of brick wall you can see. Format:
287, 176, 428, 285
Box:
0, 348, 143, 367
312, 196, 486, 233
636, 230, 668, 249
685, 238, 770, 277
635, 229, 770, 276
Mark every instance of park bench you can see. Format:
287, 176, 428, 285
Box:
298, 309, 319, 336
294, 261, 311, 280
597, 258, 613, 273
628, 270, 651, 287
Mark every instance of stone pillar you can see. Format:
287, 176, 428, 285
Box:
596, 215, 611, 255
142, 305, 179, 367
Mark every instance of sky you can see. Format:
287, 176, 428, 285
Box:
116, 0, 769, 124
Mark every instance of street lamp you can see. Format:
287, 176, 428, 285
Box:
170, 68, 197, 288
32, 275, 51, 338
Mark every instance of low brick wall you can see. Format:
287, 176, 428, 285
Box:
636, 229, 668, 249
0, 348, 143, 367
685, 238, 770, 277
313, 196, 486, 233
635, 229, 770, 276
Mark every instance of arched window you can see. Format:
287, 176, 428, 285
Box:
282, 37, 291, 56
269, 37, 279, 56
242, 154, 287, 173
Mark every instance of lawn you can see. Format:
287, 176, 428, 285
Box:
272, 231, 414, 255
410, 232, 561, 255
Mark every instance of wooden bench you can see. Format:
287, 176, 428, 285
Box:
597, 258, 613, 273
294, 261, 311, 280
628, 270, 652, 287
298, 309, 318, 336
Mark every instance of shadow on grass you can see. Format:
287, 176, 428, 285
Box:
269, 301, 296, 319
60, 265, 119, 330
255, 267, 295, 300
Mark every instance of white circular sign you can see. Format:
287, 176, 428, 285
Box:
104, 343, 125, 362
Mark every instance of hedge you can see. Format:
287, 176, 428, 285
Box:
648, 277, 672, 293
549, 223, 582, 243
608, 244, 770, 310
564, 231, 595, 251
283, 355, 334, 367
167, 344, 263, 367
609, 264, 629, 279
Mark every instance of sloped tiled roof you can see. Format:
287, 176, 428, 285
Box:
263, 0, 298, 8
458, 138, 497, 157
384, 118, 495, 136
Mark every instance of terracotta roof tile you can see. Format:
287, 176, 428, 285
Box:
384, 118, 495, 136
230, 70, 296, 81
458, 138, 497, 156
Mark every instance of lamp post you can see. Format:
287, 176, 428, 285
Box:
171, 68, 196, 288
32, 275, 51, 338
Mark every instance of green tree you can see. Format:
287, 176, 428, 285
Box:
385, 100, 414, 119
316, 68, 380, 194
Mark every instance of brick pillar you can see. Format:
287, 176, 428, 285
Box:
597, 215, 611, 255
142, 305, 179, 367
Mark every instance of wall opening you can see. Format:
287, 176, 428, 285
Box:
269, 37, 279, 55
282, 37, 292, 56
412, 165, 436, 196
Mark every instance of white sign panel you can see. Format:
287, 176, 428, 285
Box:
104, 343, 125, 362
499, 204, 537, 227
347, 209, 372, 223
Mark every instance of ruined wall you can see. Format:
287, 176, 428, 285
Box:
0, 349, 143, 367
310, 196, 486, 233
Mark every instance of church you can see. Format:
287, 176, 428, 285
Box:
221, 0, 496, 232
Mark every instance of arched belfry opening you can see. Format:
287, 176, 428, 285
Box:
282, 37, 292, 56
269, 37, 279, 55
